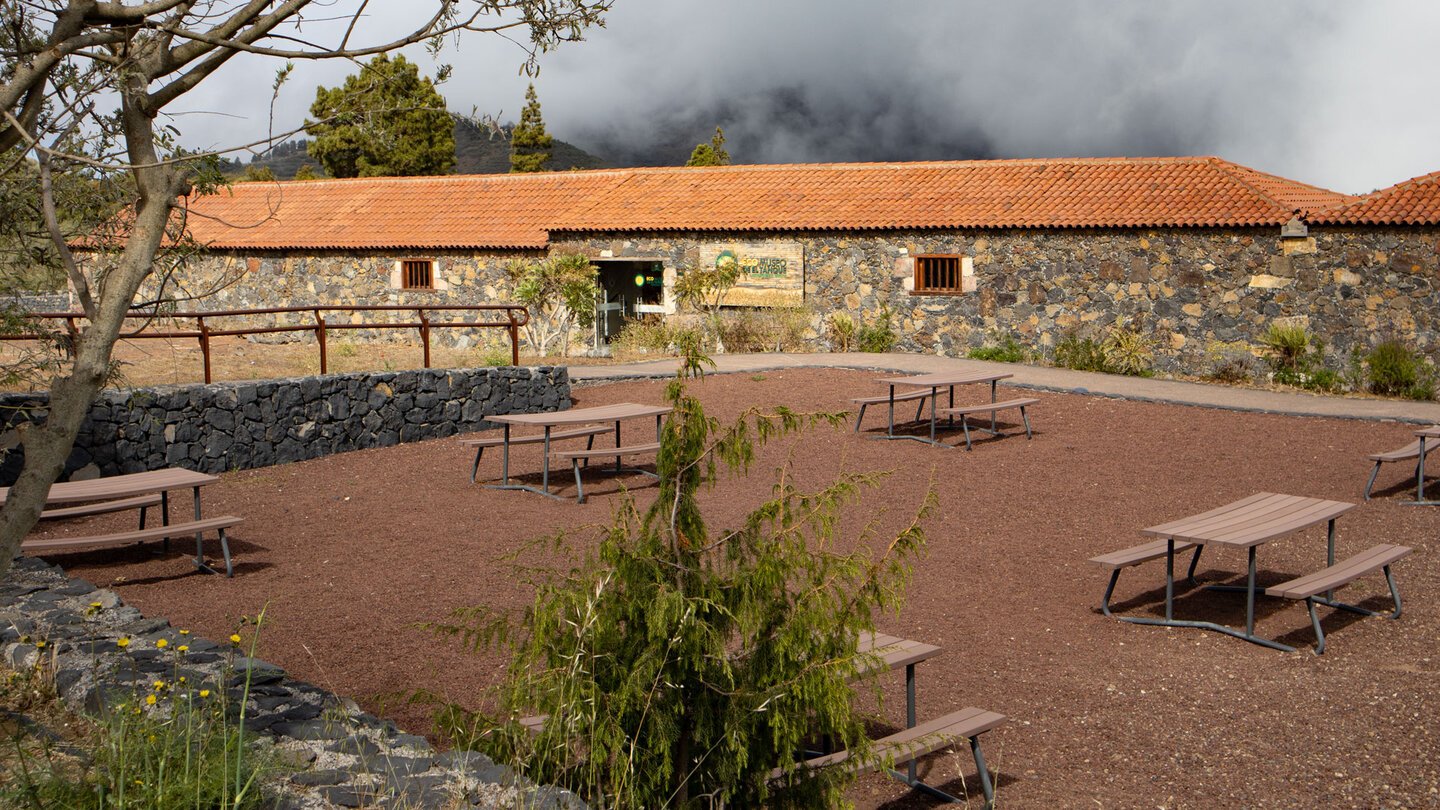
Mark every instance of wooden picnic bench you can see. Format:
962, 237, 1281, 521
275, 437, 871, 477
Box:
937, 397, 1039, 450
1087, 539, 1203, 617
1265, 543, 1412, 653
21, 515, 244, 577
1363, 431, 1434, 500
850, 389, 934, 432
549, 442, 662, 503
461, 425, 614, 483
5, 468, 239, 577
39, 493, 162, 523
772, 706, 1007, 807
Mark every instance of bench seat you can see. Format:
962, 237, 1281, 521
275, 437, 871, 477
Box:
1363, 431, 1436, 500
1264, 543, 1412, 653
549, 442, 662, 503
936, 397, 1040, 450
1088, 539, 1203, 617
773, 706, 1006, 806
22, 515, 244, 577
850, 389, 935, 432
462, 425, 614, 483
39, 493, 162, 522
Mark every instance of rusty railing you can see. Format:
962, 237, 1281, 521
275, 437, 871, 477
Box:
4, 304, 530, 383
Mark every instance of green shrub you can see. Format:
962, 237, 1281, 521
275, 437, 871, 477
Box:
855, 306, 898, 353
967, 334, 1030, 363
1365, 339, 1436, 400
1052, 333, 1109, 372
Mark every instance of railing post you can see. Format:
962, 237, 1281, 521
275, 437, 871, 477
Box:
510, 308, 520, 366
418, 308, 431, 369
314, 309, 327, 375
197, 316, 212, 384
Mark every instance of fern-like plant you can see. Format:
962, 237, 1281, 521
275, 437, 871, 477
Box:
427, 345, 933, 808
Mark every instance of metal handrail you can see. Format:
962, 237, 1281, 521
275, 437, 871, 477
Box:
3, 304, 530, 383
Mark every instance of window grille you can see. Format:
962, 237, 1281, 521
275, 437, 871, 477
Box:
400, 259, 434, 289
914, 255, 964, 293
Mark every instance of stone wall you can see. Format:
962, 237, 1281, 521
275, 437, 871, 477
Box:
0, 556, 586, 810
173, 248, 539, 351
160, 223, 1440, 375
554, 225, 1440, 372
2, 290, 72, 313
0, 366, 570, 485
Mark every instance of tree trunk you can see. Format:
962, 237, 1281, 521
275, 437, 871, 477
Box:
0, 89, 184, 581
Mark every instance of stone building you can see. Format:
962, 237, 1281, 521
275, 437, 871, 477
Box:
171, 158, 1440, 373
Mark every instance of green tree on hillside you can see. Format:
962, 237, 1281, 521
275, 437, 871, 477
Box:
306, 54, 456, 178
685, 126, 731, 167
509, 83, 553, 173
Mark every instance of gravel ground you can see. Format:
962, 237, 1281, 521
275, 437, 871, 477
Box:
24, 368, 1440, 809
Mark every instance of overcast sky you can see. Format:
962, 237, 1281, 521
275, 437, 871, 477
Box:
171, 0, 1440, 195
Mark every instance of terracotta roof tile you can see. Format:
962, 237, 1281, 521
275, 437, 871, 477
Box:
179, 157, 1357, 250
550, 157, 1352, 232
1307, 170, 1440, 225
181, 171, 625, 250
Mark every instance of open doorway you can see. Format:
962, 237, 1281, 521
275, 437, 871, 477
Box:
595, 260, 665, 345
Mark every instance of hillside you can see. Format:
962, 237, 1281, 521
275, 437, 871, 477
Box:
228, 117, 611, 180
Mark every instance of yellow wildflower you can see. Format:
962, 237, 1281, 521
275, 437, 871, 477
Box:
199, 689, 210, 698
116, 637, 130, 648
178, 645, 189, 652
229, 634, 242, 645
145, 694, 156, 706
155, 638, 168, 648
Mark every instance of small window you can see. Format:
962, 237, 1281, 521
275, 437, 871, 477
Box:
400, 259, 434, 290
914, 255, 964, 294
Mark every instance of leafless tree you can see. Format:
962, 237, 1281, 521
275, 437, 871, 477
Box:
0, 0, 611, 579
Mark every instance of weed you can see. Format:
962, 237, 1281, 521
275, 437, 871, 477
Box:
1259, 322, 1321, 372
2, 612, 283, 809
1100, 321, 1154, 376
856, 305, 898, 353
1052, 333, 1109, 372
334, 340, 357, 359
1203, 340, 1256, 384
827, 312, 857, 352
967, 333, 1030, 363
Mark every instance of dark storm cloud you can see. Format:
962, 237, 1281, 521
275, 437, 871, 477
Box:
543, 1, 1332, 170
173, 1, 1440, 193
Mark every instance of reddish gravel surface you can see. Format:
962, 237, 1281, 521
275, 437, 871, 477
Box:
26, 368, 1440, 808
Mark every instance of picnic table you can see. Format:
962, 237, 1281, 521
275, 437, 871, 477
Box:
1410, 425, 1440, 504
2, 468, 240, 576
484, 403, 670, 500
1131, 492, 1358, 650
864, 370, 1013, 446
855, 631, 943, 784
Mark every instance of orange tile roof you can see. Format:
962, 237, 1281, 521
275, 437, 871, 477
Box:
1307, 170, 1440, 225
550, 157, 1353, 233
179, 157, 1357, 250
181, 171, 624, 250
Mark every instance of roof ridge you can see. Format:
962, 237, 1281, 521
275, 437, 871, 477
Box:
1311, 168, 1440, 217
1205, 157, 1339, 216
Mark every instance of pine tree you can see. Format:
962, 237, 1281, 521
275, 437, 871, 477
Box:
685, 126, 731, 167
306, 54, 456, 178
509, 83, 554, 173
